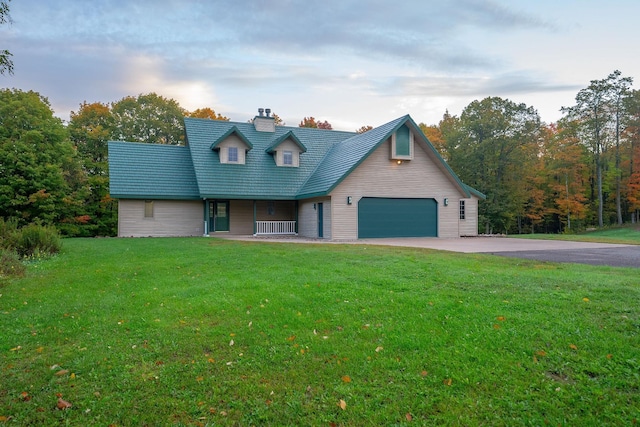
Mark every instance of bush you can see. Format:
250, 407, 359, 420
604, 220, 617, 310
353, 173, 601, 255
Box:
9, 223, 62, 258
0, 249, 26, 278
0, 217, 19, 245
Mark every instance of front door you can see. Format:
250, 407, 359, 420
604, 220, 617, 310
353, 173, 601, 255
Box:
210, 201, 230, 232
317, 202, 323, 238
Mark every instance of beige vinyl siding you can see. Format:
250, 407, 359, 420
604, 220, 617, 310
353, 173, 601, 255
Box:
118, 199, 203, 237
458, 197, 480, 236
228, 200, 253, 235
323, 201, 332, 239
330, 136, 467, 240
298, 198, 330, 238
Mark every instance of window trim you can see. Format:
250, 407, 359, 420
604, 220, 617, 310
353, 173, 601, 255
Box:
459, 200, 466, 220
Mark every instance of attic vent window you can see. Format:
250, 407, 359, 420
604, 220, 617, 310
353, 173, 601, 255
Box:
391, 124, 414, 160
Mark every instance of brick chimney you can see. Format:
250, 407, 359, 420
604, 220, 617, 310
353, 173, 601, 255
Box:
254, 107, 275, 132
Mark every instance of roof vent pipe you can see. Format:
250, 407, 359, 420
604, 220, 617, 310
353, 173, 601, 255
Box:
258, 108, 264, 117
265, 108, 271, 117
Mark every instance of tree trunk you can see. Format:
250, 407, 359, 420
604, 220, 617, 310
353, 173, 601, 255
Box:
615, 109, 623, 225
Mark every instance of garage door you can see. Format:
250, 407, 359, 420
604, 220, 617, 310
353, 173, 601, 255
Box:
358, 197, 437, 238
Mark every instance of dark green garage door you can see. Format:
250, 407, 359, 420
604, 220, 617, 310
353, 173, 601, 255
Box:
358, 197, 437, 238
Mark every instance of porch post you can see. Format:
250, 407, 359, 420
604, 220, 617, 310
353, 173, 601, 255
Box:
294, 200, 299, 234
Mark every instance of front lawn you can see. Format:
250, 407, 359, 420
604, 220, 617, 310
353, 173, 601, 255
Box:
1, 238, 638, 425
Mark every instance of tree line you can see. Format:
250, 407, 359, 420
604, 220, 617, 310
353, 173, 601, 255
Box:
1, 70, 638, 236
418, 70, 639, 234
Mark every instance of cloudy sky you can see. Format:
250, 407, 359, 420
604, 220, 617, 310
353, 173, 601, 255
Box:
2, 0, 639, 131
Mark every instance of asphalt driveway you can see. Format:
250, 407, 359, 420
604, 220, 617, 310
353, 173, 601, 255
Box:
356, 237, 640, 268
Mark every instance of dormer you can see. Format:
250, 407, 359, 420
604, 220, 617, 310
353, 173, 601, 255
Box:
210, 126, 253, 165
390, 123, 414, 161
253, 107, 276, 132
265, 131, 307, 167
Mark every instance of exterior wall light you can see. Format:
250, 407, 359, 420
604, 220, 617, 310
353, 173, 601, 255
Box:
397, 160, 403, 165
347, 196, 352, 205
444, 198, 449, 206
313, 203, 316, 210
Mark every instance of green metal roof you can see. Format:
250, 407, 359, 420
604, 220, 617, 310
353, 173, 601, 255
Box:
108, 115, 483, 201
183, 117, 353, 199
108, 141, 200, 199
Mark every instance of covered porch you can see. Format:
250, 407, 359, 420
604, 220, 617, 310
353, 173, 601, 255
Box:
204, 199, 299, 236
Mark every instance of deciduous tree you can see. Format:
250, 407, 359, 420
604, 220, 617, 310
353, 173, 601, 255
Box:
111, 93, 186, 145
443, 97, 542, 234
189, 107, 229, 121
299, 116, 332, 129
0, 0, 12, 75
0, 89, 86, 228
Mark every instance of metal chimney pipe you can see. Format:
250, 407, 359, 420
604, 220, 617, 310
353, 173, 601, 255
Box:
265, 108, 271, 117
258, 108, 264, 117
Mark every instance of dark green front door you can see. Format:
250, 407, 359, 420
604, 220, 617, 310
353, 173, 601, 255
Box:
210, 201, 229, 232
358, 197, 437, 238
317, 202, 324, 238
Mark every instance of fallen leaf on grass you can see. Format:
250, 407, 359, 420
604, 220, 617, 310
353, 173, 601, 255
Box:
569, 344, 578, 350
338, 399, 347, 410
583, 297, 590, 302
9, 346, 21, 352
535, 350, 547, 357
443, 378, 452, 386
496, 316, 506, 321
56, 398, 72, 410
55, 370, 69, 376
375, 346, 383, 353
286, 335, 296, 342
606, 354, 613, 359
406, 412, 413, 421
493, 324, 501, 330
341, 375, 351, 383
21, 392, 31, 402
420, 370, 428, 377
229, 339, 234, 346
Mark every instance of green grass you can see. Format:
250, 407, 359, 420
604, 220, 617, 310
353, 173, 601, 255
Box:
1, 237, 639, 426
515, 224, 640, 245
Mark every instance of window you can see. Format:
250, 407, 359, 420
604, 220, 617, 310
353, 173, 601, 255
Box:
459, 200, 466, 220
228, 146, 238, 162
144, 200, 154, 218
267, 201, 275, 216
283, 150, 293, 165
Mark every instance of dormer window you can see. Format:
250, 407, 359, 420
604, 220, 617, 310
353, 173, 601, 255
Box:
210, 126, 253, 165
283, 150, 293, 166
265, 131, 307, 168
228, 146, 239, 162
391, 124, 414, 161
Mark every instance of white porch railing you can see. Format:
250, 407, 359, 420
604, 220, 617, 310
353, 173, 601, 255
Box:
255, 220, 297, 235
